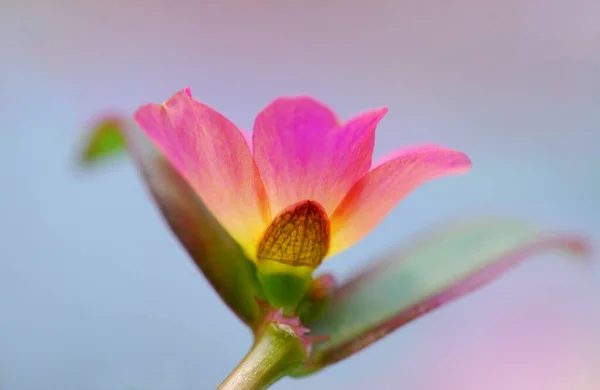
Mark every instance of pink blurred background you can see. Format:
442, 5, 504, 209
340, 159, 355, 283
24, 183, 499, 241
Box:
1, 1, 599, 389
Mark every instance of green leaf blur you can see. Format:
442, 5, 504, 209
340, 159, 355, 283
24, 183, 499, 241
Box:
297, 217, 587, 374
80, 118, 127, 165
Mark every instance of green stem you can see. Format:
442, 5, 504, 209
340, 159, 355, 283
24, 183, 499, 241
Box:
217, 322, 307, 390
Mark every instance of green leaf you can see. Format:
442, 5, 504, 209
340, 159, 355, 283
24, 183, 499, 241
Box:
82, 117, 265, 328
79, 117, 127, 165
299, 217, 589, 374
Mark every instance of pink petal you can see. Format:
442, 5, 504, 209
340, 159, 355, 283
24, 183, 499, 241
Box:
252, 96, 388, 216
329, 145, 472, 255
133, 89, 271, 256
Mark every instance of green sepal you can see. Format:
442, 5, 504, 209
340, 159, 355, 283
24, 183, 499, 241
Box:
257, 260, 313, 314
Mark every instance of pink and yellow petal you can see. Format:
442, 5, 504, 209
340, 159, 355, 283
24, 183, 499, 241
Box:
134, 89, 270, 256
252, 96, 388, 215
121, 118, 266, 326
329, 145, 472, 256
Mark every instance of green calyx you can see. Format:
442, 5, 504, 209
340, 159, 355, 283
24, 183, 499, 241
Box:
255, 258, 336, 323
257, 260, 313, 314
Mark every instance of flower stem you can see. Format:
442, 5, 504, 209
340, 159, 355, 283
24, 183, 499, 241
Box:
217, 322, 307, 390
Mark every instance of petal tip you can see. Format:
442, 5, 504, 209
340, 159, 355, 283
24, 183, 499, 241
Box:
451, 151, 473, 172
259, 95, 339, 123
366, 106, 389, 124
429, 149, 471, 174
376, 106, 389, 115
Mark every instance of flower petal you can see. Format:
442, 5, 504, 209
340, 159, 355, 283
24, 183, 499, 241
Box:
296, 217, 590, 374
134, 89, 270, 256
252, 96, 388, 215
329, 145, 472, 256
84, 117, 266, 328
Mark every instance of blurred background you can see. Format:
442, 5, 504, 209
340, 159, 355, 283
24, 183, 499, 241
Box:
1, 0, 599, 389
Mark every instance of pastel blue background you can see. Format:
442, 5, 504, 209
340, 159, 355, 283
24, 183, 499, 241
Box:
1, 1, 599, 389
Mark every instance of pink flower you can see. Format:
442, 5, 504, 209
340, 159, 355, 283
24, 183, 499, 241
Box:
134, 88, 472, 271
80, 92, 589, 382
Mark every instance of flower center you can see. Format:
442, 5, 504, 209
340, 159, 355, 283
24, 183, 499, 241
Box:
257, 200, 330, 268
